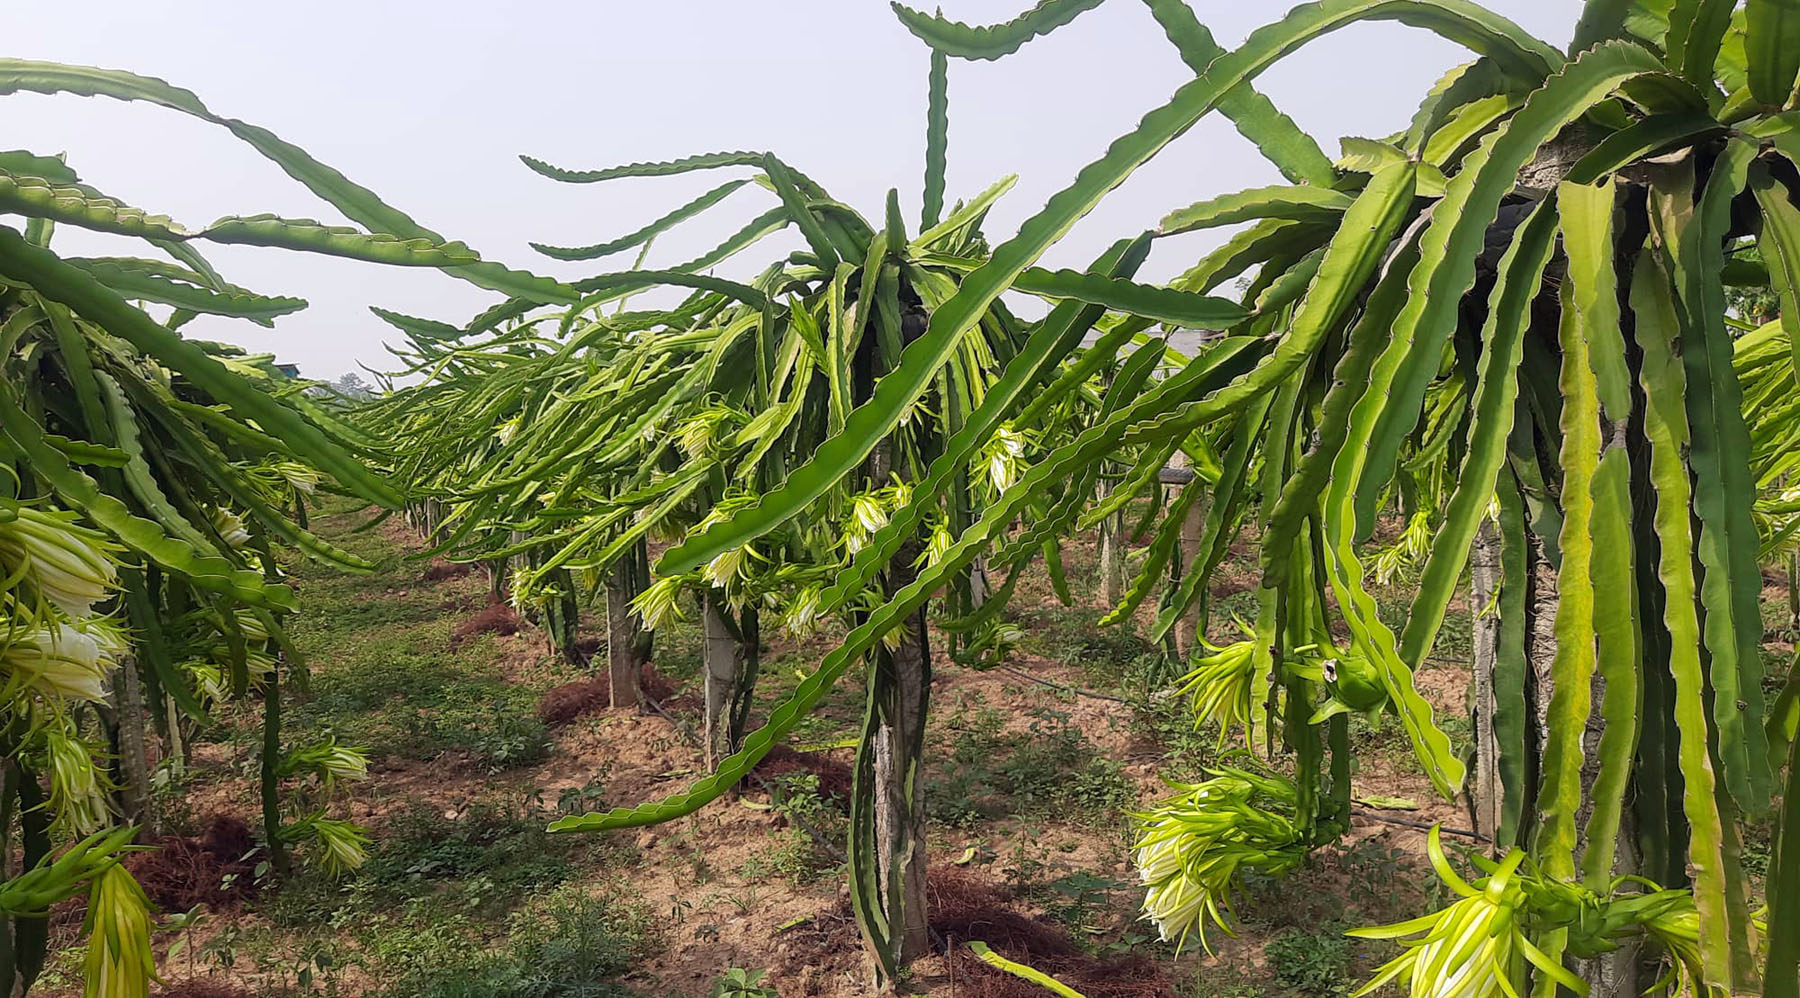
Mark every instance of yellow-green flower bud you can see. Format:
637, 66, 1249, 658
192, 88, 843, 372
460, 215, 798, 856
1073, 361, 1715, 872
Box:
282, 735, 370, 788
702, 546, 750, 589
82, 864, 156, 998
305, 817, 370, 877
630, 575, 687, 633
43, 724, 115, 838
273, 461, 319, 495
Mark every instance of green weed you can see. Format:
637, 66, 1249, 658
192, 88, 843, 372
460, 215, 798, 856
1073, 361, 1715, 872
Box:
757, 773, 845, 885
1265, 926, 1354, 997
710, 967, 779, 998
929, 701, 1134, 828
383, 884, 656, 998
264, 796, 581, 929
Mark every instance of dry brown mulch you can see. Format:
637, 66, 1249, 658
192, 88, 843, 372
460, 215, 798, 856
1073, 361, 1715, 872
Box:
778, 867, 1173, 998
538, 677, 612, 726
421, 559, 473, 582
929, 866, 1173, 998
536, 665, 680, 726
450, 603, 522, 645
125, 815, 259, 913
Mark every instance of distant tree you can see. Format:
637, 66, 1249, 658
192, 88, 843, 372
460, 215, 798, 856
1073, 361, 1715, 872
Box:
332, 372, 375, 400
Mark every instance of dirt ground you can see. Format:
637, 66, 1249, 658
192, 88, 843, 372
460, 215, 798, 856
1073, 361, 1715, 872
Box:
42, 505, 1483, 998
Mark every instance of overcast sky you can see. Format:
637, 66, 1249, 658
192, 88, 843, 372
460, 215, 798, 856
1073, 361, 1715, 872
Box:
2, 1, 1577, 381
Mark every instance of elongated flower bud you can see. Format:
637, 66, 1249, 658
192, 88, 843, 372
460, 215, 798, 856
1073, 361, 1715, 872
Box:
180, 659, 225, 703
0, 508, 121, 616
294, 817, 370, 876
0, 827, 134, 917
1174, 635, 1257, 749
82, 864, 156, 998
844, 493, 890, 554
630, 575, 687, 632
981, 425, 1028, 494
230, 609, 270, 644
1131, 768, 1305, 951
281, 735, 370, 788
43, 724, 115, 838
272, 461, 319, 495
780, 585, 824, 638
244, 649, 277, 687
702, 545, 750, 589
211, 509, 250, 550
1347, 834, 1585, 998
915, 517, 953, 569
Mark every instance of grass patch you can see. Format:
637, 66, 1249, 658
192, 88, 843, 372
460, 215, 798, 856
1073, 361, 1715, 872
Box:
264, 508, 551, 770
295, 648, 549, 769
264, 795, 584, 931
1265, 925, 1355, 997
1131, 686, 1223, 783
380, 884, 656, 998
1015, 601, 1161, 688
929, 700, 1134, 828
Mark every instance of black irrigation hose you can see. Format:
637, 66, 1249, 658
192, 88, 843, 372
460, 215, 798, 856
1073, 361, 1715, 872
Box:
1351, 807, 1489, 842
995, 664, 1133, 704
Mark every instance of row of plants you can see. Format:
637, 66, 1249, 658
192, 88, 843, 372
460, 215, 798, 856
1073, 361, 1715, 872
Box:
360, 2, 1800, 995
0, 60, 579, 994
5, 0, 1799, 995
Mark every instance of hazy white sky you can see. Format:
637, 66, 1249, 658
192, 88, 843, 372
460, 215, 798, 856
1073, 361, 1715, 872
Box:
2, 1, 1577, 380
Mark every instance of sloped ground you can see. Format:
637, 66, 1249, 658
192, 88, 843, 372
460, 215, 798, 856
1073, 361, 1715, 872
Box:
35, 500, 1489, 997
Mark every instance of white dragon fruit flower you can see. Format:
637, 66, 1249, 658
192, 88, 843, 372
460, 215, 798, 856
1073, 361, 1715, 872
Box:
1, 623, 115, 702
702, 545, 750, 589
984, 425, 1027, 494
782, 585, 825, 637
0, 507, 121, 617
273, 461, 320, 495
1134, 830, 1207, 944
212, 509, 251, 550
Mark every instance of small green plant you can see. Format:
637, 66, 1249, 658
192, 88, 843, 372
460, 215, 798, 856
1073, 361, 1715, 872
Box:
557, 775, 610, 817
757, 773, 846, 885
469, 707, 552, 772
710, 967, 779, 997
1038, 871, 1129, 936
1264, 927, 1353, 997
1020, 602, 1158, 686
1131, 690, 1221, 783
255, 797, 582, 930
